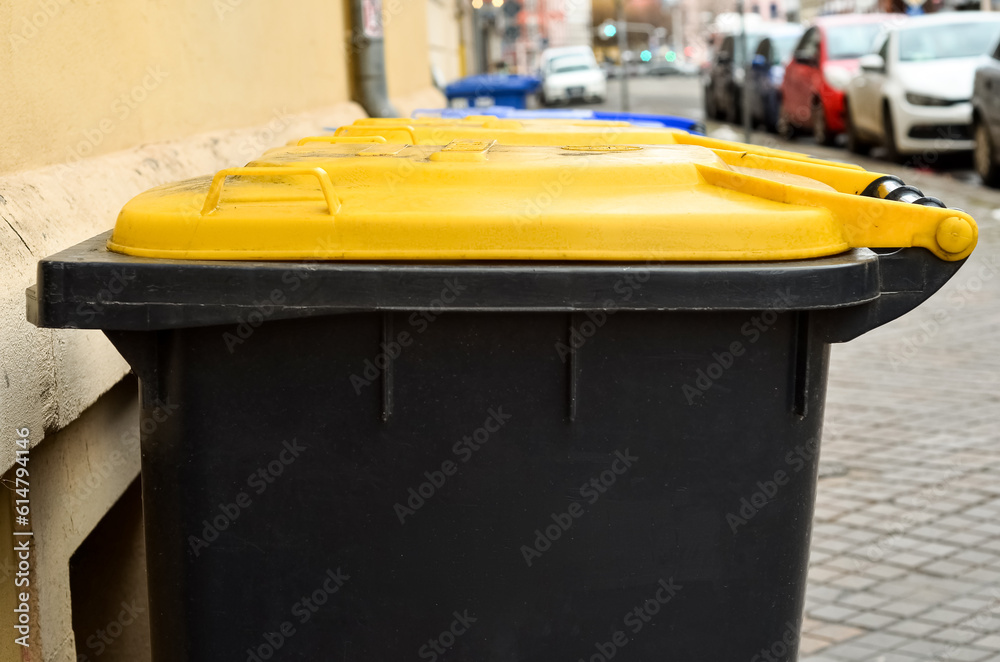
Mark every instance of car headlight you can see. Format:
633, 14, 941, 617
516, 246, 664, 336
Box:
905, 93, 956, 107
822, 64, 852, 91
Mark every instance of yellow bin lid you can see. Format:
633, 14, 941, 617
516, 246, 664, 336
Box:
330, 116, 863, 170
108, 141, 977, 262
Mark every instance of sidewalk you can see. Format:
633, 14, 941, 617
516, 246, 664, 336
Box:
792, 150, 1000, 661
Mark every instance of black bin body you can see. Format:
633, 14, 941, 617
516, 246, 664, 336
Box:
28, 234, 964, 661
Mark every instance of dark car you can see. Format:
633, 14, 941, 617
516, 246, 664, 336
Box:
748, 25, 805, 132
704, 32, 767, 124
972, 39, 1000, 186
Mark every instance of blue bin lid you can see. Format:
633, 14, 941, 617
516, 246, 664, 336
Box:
444, 75, 541, 96
414, 106, 594, 120
411, 106, 705, 135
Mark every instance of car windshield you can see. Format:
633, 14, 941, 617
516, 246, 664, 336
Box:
825, 23, 884, 60
771, 34, 801, 63
550, 56, 595, 74
898, 22, 1000, 61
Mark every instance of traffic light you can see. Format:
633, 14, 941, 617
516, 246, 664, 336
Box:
603, 23, 617, 38
665, 51, 677, 62
640, 50, 652, 62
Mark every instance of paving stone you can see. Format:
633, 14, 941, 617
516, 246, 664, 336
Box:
919, 608, 975, 627
789, 171, 1000, 662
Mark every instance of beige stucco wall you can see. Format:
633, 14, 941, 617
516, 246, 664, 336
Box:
427, 0, 467, 84
1, 1, 461, 659
384, 0, 448, 112
0, 0, 352, 175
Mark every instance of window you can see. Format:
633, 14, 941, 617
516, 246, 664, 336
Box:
825, 23, 884, 60
899, 22, 1000, 62
797, 28, 820, 61
755, 39, 771, 63
877, 35, 889, 61
771, 34, 802, 65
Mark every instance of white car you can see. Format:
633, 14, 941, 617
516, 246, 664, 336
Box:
844, 12, 1000, 160
540, 47, 607, 104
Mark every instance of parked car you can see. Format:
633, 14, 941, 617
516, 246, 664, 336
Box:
703, 30, 771, 124
845, 12, 1000, 161
649, 59, 699, 76
748, 24, 805, 132
973, 40, 1000, 185
780, 13, 893, 145
540, 46, 607, 104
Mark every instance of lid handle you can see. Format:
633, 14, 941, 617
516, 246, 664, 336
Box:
297, 136, 388, 146
201, 167, 341, 216
334, 125, 418, 143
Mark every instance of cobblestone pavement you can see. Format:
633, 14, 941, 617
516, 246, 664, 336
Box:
593, 75, 1000, 659
791, 146, 1000, 661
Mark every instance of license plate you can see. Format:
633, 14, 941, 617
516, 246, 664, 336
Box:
568, 87, 584, 97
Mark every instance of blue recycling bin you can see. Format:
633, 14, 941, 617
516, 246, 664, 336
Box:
444, 75, 541, 110
413, 106, 705, 135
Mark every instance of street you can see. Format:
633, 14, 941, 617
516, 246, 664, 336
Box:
582, 76, 1000, 660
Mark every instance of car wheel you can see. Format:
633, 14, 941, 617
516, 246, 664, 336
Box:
777, 108, 797, 141
704, 86, 717, 120
725, 88, 741, 124
764, 94, 779, 134
882, 102, 903, 163
812, 99, 836, 146
844, 99, 871, 156
974, 118, 1000, 188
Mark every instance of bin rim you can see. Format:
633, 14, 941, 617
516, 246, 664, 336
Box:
29, 231, 890, 332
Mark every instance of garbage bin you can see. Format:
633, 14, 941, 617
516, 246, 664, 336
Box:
444, 74, 541, 110
412, 106, 706, 134
28, 143, 976, 661
327, 115, 864, 168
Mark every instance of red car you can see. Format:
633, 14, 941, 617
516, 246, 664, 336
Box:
779, 13, 894, 145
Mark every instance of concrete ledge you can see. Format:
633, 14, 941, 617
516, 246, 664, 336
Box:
26, 378, 140, 662
1, 101, 366, 475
